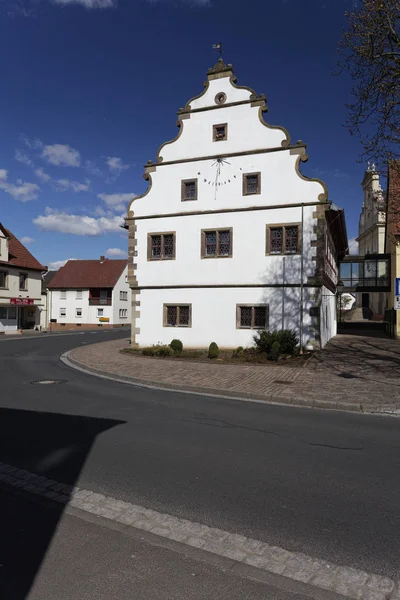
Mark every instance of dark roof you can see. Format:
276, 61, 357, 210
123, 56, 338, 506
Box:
42, 270, 57, 293
0, 226, 46, 271
48, 259, 127, 289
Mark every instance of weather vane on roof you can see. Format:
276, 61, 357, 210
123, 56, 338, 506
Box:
212, 42, 223, 60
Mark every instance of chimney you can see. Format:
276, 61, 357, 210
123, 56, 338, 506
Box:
100, 255, 105, 263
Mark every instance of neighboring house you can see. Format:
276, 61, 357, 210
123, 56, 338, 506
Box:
40, 270, 57, 331
125, 59, 347, 350
385, 160, 400, 338
0, 223, 46, 334
47, 257, 131, 330
357, 163, 387, 318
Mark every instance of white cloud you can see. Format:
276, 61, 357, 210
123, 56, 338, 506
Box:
21, 136, 43, 150
48, 258, 78, 270
33, 208, 124, 236
105, 247, 127, 257
85, 160, 104, 178
21, 236, 34, 244
41, 144, 81, 167
35, 168, 51, 182
52, 0, 118, 7
106, 156, 130, 175
54, 178, 91, 192
348, 237, 358, 255
0, 169, 40, 202
15, 149, 34, 167
98, 192, 135, 211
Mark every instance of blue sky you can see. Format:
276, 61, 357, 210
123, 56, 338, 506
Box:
0, 0, 363, 269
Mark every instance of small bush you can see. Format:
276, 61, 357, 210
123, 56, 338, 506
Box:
270, 341, 281, 361
253, 330, 277, 354
253, 329, 299, 356
154, 345, 172, 357
142, 344, 172, 357
142, 347, 155, 356
276, 330, 299, 355
170, 339, 183, 355
232, 345, 244, 358
208, 342, 219, 359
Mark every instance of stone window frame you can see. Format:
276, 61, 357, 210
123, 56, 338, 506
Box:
181, 178, 198, 202
213, 123, 228, 142
201, 228, 233, 259
0, 270, 8, 289
19, 272, 28, 291
163, 304, 192, 328
266, 223, 302, 256
236, 304, 269, 330
243, 172, 261, 196
147, 232, 176, 261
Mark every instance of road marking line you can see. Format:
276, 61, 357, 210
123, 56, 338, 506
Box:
0, 461, 397, 599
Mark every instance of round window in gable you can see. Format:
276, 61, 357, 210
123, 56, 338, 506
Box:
215, 92, 227, 105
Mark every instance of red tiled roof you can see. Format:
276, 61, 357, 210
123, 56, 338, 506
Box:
388, 161, 400, 237
0, 227, 46, 271
47, 259, 127, 289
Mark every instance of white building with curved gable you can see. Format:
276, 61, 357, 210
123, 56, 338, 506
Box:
125, 59, 348, 350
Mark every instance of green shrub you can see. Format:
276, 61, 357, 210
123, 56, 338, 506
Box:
208, 342, 219, 359
276, 330, 299, 355
142, 344, 172, 357
170, 339, 183, 355
154, 345, 172, 357
232, 346, 244, 358
270, 341, 281, 361
253, 330, 278, 354
142, 347, 155, 356
253, 329, 299, 356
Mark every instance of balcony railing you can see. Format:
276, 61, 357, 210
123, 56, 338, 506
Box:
89, 298, 112, 306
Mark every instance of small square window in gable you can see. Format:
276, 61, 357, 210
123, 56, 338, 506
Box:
213, 123, 227, 142
181, 179, 198, 201
243, 173, 261, 195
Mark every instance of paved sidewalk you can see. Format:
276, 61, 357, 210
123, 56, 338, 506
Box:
66, 334, 400, 413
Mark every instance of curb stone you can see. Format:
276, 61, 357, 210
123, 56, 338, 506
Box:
61, 350, 400, 415
0, 460, 398, 600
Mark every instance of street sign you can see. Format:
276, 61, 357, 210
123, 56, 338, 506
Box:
395, 296, 400, 310
396, 278, 400, 296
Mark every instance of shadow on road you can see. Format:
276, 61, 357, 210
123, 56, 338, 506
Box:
0, 407, 124, 600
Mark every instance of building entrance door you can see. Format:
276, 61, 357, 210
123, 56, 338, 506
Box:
362, 293, 369, 308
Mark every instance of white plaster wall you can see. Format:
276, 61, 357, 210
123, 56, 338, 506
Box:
50, 289, 115, 324
132, 151, 323, 219
136, 205, 316, 288
138, 287, 316, 349
112, 266, 131, 325
0, 268, 42, 301
320, 286, 337, 349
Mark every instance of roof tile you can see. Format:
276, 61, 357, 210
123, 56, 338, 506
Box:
0, 227, 45, 271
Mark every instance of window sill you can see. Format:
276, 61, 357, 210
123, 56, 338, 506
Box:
266, 252, 300, 256
148, 257, 175, 261
202, 255, 232, 259
181, 198, 198, 202
243, 191, 261, 196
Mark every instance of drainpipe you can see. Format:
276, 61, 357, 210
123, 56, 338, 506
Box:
282, 257, 286, 330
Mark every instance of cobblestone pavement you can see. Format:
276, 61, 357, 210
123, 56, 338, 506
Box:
1, 461, 398, 600
66, 334, 400, 413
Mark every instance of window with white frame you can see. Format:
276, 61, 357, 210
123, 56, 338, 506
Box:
119, 309, 127, 318
60, 290, 67, 300
76, 308, 82, 318
97, 308, 104, 317
120, 290, 128, 301
59, 307, 66, 318
76, 290, 83, 300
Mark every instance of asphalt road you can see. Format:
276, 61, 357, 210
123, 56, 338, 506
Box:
1, 330, 399, 581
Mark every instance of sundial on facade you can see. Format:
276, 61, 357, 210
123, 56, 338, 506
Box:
198, 158, 243, 199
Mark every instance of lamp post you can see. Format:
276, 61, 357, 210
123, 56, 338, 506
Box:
337, 280, 344, 324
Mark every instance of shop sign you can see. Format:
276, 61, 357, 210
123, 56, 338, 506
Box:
10, 298, 34, 306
